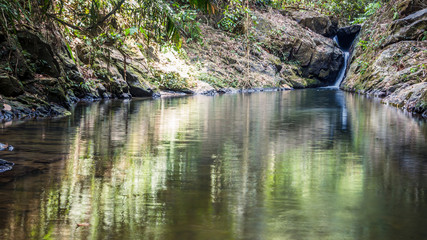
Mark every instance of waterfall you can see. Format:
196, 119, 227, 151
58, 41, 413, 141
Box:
331, 36, 351, 88
333, 51, 350, 88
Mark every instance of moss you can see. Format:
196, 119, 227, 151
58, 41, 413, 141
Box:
303, 78, 322, 87
268, 56, 282, 66
198, 73, 228, 89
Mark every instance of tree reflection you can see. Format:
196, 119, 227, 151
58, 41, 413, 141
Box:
0, 91, 426, 240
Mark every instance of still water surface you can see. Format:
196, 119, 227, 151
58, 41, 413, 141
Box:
0, 89, 427, 240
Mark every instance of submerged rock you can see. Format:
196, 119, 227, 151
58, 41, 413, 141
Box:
0, 143, 14, 151
0, 159, 14, 173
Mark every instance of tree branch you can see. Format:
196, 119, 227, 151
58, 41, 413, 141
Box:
87, 0, 126, 30
47, 0, 126, 32
46, 13, 82, 31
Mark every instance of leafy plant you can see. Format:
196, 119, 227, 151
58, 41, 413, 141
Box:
357, 60, 369, 74
351, 2, 382, 24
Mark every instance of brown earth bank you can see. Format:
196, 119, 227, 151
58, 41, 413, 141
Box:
0, 1, 426, 121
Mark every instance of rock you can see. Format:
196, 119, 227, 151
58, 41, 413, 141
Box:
383, 8, 427, 47
124, 70, 155, 97
396, 0, 426, 18
217, 88, 238, 94
192, 81, 217, 95
59, 52, 78, 71
288, 10, 338, 37
67, 70, 85, 83
260, 11, 344, 86
342, 4, 427, 117
159, 91, 188, 97
96, 83, 108, 98
301, 38, 343, 83
0, 74, 24, 97
0, 143, 14, 151
0, 159, 14, 173
107, 66, 131, 97
337, 25, 361, 49
17, 31, 61, 78
119, 93, 132, 99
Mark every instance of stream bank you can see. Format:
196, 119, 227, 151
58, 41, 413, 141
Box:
0, 6, 348, 121
341, 0, 427, 117
1, 1, 425, 121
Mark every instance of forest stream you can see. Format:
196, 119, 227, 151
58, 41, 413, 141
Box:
0, 89, 426, 240
0, 0, 427, 239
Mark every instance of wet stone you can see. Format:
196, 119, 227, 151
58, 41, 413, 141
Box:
0, 143, 14, 151
0, 159, 14, 173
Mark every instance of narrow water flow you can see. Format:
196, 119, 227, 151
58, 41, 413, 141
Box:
333, 51, 350, 87
0, 90, 426, 240
331, 35, 352, 88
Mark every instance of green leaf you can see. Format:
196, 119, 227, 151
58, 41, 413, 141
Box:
124, 27, 138, 37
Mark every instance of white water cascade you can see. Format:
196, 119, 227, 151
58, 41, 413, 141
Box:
331, 36, 351, 88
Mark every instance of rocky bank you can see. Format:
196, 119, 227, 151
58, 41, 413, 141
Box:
0, 6, 348, 121
341, 0, 427, 117
1, 1, 425, 121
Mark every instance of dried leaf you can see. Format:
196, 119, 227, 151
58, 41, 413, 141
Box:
3, 104, 11, 111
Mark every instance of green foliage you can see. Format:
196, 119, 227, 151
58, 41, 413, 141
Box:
357, 60, 369, 74
255, 0, 385, 24
351, 2, 382, 24
217, 0, 259, 34
156, 72, 196, 90
198, 73, 228, 88
358, 40, 369, 50
218, 4, 245, 33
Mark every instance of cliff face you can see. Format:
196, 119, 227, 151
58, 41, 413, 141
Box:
186, 10, 344, 89
341, 0, 427, 117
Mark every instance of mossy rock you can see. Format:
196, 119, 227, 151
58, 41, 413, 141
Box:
0, 74, 24, 97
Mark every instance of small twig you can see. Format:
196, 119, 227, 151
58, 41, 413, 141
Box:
46, 13, 82, 31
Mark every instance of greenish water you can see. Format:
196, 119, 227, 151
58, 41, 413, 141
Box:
0, 89, 426, 240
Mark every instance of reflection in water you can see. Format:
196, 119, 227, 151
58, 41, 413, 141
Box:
0, 90, 427, 240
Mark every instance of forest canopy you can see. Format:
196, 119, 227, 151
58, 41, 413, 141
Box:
1, 0, 386, 48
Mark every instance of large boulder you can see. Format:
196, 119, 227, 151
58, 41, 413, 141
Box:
296, 37, 343, 83
17, 31, 61, 78
125, 70, 156, 97
288, 10, 338, 37
259, 11, 344, 86
115, 64, 156, 97
109, 66, 131, 98
383, 8, 427, 47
